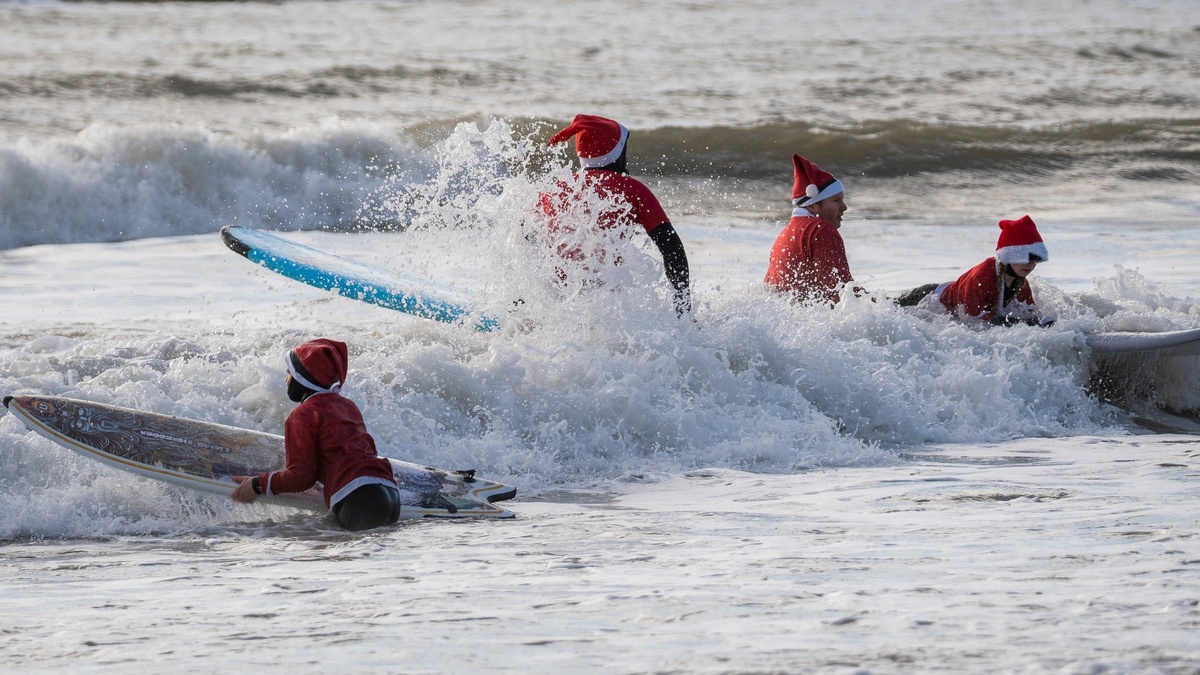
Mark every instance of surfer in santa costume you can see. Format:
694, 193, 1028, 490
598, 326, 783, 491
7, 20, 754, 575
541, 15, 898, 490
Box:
231, 338, 401, 531
764, 154, 856, 304
895, 215, 1051, 326
537, 114, 692, 315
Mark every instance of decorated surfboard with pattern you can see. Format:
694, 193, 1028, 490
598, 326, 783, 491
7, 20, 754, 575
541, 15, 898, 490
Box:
4, 394, 516, 519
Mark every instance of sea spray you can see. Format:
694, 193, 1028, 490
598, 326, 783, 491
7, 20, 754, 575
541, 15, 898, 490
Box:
4, 124, 1199, 536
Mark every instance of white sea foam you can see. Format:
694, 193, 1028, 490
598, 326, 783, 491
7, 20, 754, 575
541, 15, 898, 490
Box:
2, 436, 1198, 671
0, 119, 429, 249
2, 1, 1200, 672
4, 120, 1198, 536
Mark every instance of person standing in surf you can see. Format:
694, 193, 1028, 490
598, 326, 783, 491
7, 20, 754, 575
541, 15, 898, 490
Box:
895, 215, 1051, 326
537, 114, 692, 316
764, 154, 856, 304
231, 338, 401, 531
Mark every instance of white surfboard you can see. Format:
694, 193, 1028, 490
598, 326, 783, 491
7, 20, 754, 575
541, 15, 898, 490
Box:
1085, 327, 1200, 357
4, 394, 516, 519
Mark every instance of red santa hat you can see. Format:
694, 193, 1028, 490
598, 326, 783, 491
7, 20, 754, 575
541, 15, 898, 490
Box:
791, 154, 844, 207
286, 338, 348, 395
995, 215, 1049, 264
546, 114, 630, 169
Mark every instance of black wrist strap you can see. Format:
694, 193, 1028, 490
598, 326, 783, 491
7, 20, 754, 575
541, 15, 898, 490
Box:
252, 476, 263, 495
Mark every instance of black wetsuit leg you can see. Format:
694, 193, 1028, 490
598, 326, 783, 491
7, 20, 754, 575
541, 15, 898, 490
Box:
332, 483, 402, 531
894, 283, 940, 307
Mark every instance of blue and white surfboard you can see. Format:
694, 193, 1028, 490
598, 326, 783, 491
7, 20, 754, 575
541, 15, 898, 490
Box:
220, 225, 499, 331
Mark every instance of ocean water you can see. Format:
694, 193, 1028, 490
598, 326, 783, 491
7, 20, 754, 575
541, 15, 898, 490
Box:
2, 0, 1200, 672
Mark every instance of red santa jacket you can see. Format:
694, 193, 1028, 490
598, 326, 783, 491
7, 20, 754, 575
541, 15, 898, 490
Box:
536, 169, 669, 268
939, 257, 1036, 321
261, 393, 396, 508
764, 214, 853, 304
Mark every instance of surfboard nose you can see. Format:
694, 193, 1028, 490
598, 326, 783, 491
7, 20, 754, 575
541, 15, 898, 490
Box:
219, 225, 251, 256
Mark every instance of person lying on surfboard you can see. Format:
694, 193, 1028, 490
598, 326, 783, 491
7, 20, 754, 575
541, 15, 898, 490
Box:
894, 215, 1054, 327
535, 114, 692, 316
231, 338, 401, 530
764, 153, 864, 304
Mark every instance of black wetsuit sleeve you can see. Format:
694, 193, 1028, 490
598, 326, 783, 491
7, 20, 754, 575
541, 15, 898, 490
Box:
647, 222, 691, 316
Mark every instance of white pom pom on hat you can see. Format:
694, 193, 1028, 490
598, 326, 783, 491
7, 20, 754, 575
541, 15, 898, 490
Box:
791, 154, 844, 207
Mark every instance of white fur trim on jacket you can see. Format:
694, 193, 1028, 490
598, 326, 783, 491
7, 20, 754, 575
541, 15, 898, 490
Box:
330, 475, 399, 508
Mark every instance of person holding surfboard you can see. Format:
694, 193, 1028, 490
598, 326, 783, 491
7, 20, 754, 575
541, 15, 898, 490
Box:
538, 114, 692, 316
231, 338, 401, 531
764, 154, 858, 304
895, 215, 1052, 326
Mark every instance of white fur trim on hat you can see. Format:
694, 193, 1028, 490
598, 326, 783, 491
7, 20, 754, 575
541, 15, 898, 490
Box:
577, 125, 629, 169
792, 179, 845, 207
996, 242, 1050, 264
285, 352, 342, 395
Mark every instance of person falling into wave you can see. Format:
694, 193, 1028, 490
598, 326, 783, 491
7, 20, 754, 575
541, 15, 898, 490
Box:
231, 338, 402, 531
895, 215, 1053, 327
764, 153, 858, 304
537, 114, 692, 316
